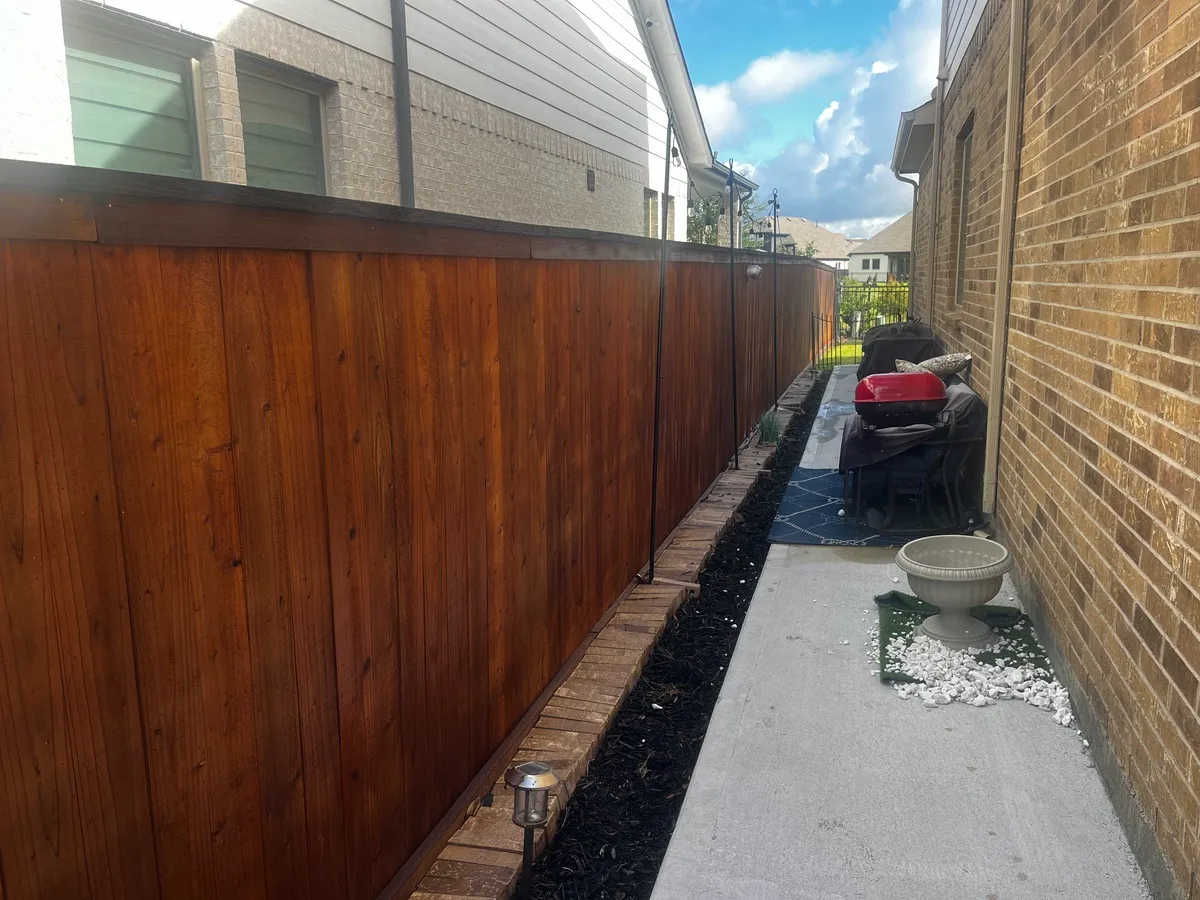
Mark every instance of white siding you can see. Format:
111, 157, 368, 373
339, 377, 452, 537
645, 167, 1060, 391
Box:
405, 1, 677, 190
94, 0, 392, 60
944, 0, 987, 86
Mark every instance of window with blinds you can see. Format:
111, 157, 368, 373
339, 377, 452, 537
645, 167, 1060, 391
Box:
63, 23, 202, 179
237, 67, 326, 195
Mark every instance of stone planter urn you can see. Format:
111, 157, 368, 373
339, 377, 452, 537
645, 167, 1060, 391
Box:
895, 535, 1013, 649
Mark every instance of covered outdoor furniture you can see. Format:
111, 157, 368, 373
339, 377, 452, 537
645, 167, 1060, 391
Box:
839, 380, 986, 533
856, 320, 946, 379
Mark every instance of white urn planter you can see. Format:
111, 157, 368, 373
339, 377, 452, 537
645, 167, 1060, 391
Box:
896, 535, 1014, 649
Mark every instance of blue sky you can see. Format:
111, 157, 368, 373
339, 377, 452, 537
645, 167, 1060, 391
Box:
672, 0, 940, 238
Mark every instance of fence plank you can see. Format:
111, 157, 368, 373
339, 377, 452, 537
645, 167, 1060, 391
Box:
219, 248, 348, 900
309, 251, 408, 899
0, 240, 159, 899
92, 244, 267, 900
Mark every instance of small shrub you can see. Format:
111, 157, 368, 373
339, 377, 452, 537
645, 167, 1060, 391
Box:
758, 409, 782, 445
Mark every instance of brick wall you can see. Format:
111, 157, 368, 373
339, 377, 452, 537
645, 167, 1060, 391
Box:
1001, 0, 1200, 887
211, 4, 401, 204
408, 73, 647, 235
913, 0, 1200, 891
915, 0, 1010, 396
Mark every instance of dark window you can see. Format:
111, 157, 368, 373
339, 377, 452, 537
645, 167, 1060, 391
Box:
63, 17, 202, 178
955, 119, 974, 305
872, 258, 880, 270
862, 258, 871, 270
237, 63, 326, 194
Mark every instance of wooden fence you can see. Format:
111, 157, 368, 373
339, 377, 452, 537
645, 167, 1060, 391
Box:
0, 162, 834, 900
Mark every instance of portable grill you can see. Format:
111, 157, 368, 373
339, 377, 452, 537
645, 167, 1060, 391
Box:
854, 371, 948, 429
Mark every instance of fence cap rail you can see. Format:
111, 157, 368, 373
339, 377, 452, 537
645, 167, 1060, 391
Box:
0, 159, 837, 267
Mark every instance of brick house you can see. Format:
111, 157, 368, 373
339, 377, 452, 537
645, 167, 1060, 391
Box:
893, 0, 1200, 893
0, 0, 751, 239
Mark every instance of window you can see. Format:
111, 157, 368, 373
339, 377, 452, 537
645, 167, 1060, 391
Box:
644, 189, 659, 238
63, 16, 203, 178
891, 253, 911, 281
872, 258, 881, 270
237, 62, 326, 194
862, 258, 871, 270
955, 119, 975, 305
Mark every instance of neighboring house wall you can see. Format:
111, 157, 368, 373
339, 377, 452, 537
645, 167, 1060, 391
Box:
6, 0, 687, 237
945, 0, 989, 86
0, 0, 75, 164
913, 0, 1200, 890
849, 253, 887, 275
404, 0, 687, 239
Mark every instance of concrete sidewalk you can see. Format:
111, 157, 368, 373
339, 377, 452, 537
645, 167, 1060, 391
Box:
798, 365, 857, 470
651, 544, 1148, 900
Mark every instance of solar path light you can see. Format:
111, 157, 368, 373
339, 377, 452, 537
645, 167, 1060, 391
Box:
505, 760, 560, 899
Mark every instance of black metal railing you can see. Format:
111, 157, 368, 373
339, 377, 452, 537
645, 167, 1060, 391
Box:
814, 278, 910, 370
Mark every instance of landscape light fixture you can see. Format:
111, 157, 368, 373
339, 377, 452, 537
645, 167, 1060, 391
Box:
505, 760, 560, 899
746, 264, 763, 279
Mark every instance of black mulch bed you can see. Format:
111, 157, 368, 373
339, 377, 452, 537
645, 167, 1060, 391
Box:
529, 371, 831, 900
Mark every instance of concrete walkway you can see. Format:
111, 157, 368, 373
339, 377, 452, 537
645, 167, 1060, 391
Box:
798, 365, 857, 470
651, 370, 1149, 900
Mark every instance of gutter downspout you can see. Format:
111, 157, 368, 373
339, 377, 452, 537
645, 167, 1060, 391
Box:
894, 173, 918, 311
928, 0, 950, 307
982, 0, 1031, 515
389, 0, 415, 207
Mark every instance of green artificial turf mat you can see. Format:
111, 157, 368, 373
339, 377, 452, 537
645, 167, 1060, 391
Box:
875, 591, 1053, 683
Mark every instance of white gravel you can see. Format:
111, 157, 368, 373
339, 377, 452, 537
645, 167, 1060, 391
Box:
871, 623, 1075, 727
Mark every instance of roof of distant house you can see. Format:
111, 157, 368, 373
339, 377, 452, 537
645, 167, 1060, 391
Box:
850, 213, 912, 255
752, 216, 860, 259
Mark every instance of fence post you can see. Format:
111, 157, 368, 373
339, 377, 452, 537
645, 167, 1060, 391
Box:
728, 161, 739, 471
646, 116, 673, 584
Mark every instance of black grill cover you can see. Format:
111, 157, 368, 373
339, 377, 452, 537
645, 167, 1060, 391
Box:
856, 320, 946, 379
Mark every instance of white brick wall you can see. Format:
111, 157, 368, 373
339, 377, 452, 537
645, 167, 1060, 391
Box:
0, 0, 74, 164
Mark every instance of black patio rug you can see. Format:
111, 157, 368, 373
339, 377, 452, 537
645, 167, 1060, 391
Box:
767, 467, 908, 547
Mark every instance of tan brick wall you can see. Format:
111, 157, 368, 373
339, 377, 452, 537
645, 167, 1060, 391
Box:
1001, 0, 1200, 884
914, 0, 1010, 396
408, 73, 645, 234
213, 4, 400, 204
913, 0, 1200, 889
198, 44, 246, 185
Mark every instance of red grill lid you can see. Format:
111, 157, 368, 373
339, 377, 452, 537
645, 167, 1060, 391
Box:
855, 371, 947, 404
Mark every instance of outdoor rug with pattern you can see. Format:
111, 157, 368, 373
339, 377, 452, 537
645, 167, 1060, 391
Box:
767, 467, 907, 547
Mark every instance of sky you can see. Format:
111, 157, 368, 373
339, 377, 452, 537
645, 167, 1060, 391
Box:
672, 0, 940, 239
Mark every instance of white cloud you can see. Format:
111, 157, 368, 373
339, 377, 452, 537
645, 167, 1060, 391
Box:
755, 0, 940, 228
734, 50, 844, 104
696, 49, 846, 148
695, 83, 746, 148
823, 216, 897, 239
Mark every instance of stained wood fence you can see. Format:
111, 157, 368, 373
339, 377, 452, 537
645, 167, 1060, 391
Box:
0, 162, 834, 900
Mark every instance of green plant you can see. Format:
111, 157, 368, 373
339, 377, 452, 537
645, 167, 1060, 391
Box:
758, 409, 782, 445
838, 278, 909, 328
800, 240, 819, 258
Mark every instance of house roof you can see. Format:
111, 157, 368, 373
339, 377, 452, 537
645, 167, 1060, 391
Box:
848, 213, 912, 255
759, 216, 860, 259
631, 0, 756, 198
892, 98, 936, 175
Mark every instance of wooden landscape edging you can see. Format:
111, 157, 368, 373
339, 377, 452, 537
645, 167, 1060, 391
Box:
402, 373, 816, 900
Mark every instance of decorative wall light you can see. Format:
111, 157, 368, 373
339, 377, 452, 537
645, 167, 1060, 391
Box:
505, 761, 560, 898
746, 264, 764, 280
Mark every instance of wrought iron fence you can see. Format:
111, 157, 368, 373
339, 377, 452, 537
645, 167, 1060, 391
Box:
814, 278, 910, 370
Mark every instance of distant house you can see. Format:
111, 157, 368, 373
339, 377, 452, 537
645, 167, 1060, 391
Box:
847, 213, 912, 281
2, 0, 752, 240
749, 215, 860, 270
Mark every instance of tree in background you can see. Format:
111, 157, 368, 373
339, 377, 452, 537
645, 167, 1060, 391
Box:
686, 189, 769, 249
800, 241, 819, 258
